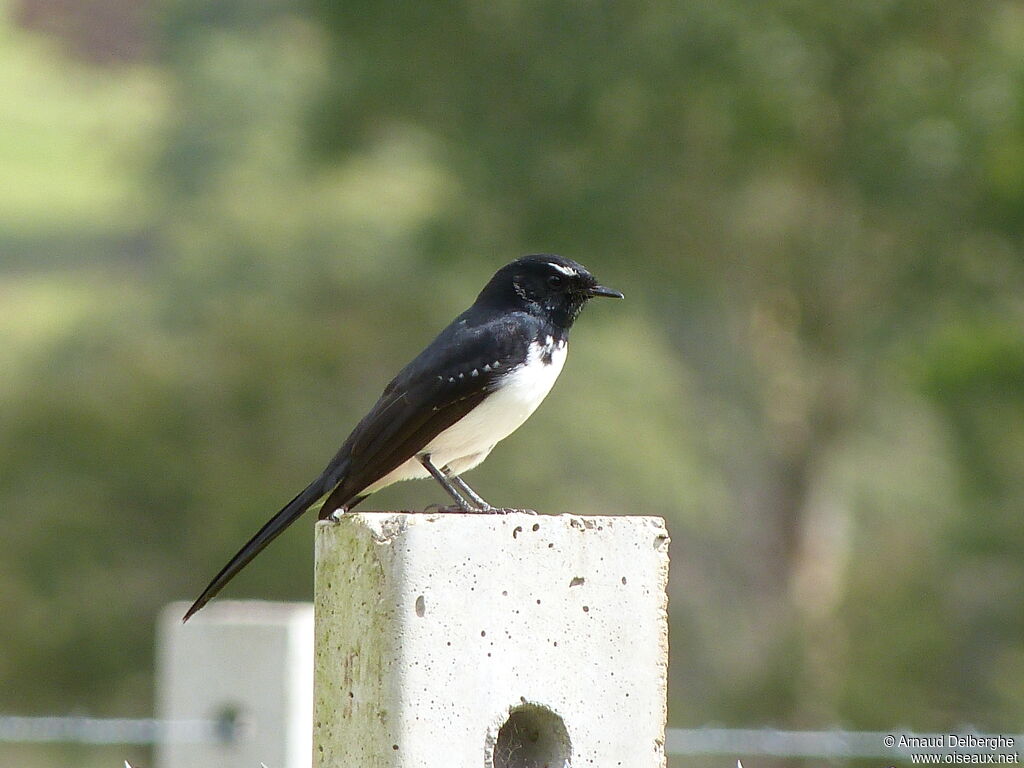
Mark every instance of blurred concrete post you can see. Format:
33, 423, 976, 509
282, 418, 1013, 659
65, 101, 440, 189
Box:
314, 512, 670, 767
156, 600, 313, 768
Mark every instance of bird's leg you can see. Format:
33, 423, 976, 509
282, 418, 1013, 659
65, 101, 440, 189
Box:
417, 455, 475, 511
443, 469, 494, 512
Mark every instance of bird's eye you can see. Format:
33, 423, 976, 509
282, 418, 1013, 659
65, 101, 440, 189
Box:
547, 275, 564, 288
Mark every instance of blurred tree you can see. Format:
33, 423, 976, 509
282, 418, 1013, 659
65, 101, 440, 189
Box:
0, 1, 1022, 761
303, 0, 1024, 728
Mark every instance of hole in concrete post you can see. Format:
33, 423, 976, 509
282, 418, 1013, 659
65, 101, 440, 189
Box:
491, 702, 571, 768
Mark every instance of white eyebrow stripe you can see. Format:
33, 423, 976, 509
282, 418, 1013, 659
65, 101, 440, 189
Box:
547, 262, 578, 276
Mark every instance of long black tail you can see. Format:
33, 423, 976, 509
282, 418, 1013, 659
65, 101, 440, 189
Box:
182, 465, 343, 622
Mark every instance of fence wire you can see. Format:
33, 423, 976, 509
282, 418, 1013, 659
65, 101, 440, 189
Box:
1, 716, 1020, 760
666, 728, 1022, 758
0, 716, 221, 745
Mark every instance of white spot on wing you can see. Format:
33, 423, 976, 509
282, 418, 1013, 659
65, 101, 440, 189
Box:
429, 340, 567, 461
363, 340, 569, 496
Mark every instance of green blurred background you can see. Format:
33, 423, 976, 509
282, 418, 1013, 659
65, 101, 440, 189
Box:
2, 0, 1023, 765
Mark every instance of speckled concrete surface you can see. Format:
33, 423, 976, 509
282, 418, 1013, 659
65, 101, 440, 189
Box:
157, 600, 314, 768
314, 512, 669, 768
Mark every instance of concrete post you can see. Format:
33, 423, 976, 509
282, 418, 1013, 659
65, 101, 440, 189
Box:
155, 600, 313, 768
314, 512, 670, 767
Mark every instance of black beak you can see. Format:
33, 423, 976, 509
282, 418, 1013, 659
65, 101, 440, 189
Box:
587, 284, 624, 299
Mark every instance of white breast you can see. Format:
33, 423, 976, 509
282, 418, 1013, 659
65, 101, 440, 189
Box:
362, 338, 568, 493
430, 337, 567, 460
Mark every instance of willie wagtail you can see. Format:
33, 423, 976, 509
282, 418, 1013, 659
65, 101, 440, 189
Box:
183, 254, 622, 621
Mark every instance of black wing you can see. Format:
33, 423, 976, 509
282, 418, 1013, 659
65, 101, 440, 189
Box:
184, 309, 536, 621
319, 312, 533, 512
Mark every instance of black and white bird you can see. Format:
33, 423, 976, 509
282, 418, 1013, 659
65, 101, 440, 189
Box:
183, 254, 622, 621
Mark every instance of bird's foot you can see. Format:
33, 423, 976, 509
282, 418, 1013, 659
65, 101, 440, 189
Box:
422, 504, 472, 514
422, 503, 514, 514
469, 506, 536, 515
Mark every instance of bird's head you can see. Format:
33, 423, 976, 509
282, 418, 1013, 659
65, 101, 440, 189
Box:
477, 254, 623, 328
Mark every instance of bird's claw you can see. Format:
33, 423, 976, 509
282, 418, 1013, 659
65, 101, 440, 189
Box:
422, 504, 472, 514
422, 503, 514, 514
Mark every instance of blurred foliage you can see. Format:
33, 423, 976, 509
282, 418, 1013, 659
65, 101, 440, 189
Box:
1, 0, 1023, 764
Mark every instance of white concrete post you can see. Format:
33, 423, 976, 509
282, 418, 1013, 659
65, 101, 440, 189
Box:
155, 600, 314, 768
314, 512, 670, 767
